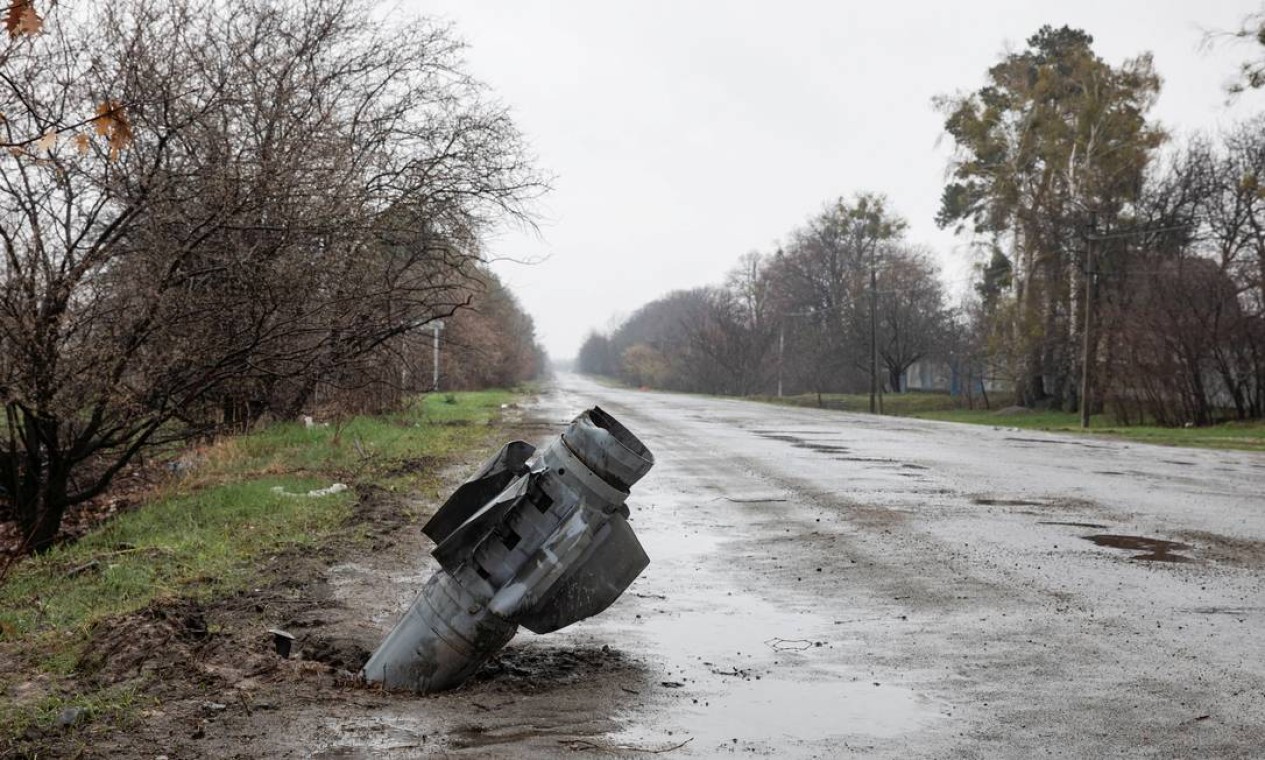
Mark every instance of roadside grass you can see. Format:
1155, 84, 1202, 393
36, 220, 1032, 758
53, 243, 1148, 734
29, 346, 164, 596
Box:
918, 408, 1265, 451
750, 391, 966, 415
750, 390, 1265, 452
0, 388, 516, 740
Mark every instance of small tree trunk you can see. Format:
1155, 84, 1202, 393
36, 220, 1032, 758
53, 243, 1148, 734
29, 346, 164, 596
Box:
888, 366, 903, 394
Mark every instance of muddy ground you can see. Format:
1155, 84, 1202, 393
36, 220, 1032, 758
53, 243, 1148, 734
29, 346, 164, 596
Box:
14, 375, 1265, 758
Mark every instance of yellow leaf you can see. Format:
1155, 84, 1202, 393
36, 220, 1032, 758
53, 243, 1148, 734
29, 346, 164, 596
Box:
35, 128, 56, 153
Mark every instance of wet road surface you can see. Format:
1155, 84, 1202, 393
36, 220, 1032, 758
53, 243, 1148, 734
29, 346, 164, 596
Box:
523, 374, 1265, 758
293, 374, 1265, 758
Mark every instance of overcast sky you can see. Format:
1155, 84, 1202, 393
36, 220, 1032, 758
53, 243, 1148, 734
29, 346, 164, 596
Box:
406, 0, 1265, 359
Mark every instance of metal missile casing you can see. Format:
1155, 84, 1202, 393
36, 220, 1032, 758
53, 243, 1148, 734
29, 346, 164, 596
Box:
362, 406, 654, 693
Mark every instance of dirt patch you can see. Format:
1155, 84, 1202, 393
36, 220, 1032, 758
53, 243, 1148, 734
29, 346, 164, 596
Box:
469, 643, 632, 693
77, 600, 214, 686
381, 455, 439, 480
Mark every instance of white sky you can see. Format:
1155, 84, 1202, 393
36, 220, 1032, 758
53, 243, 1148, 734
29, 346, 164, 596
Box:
406, 0, 1265, 359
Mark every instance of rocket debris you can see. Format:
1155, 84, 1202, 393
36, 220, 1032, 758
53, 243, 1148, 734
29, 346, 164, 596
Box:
362, 406, 655, 693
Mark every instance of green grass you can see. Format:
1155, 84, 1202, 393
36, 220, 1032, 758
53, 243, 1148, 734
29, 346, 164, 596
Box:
0, 477, 353, 640
220, 389, 515, 476
0, 685, 146, 745
750, 390, 1265, 452
0, 389, 518, 741
918, 408, 1265, 451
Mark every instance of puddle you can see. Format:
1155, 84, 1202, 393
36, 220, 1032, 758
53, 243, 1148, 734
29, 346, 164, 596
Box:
1082, 534, 1194, 563
751, 431, 852, 455
1039, 521, 1110, 529
613, 674, 938, 751
794, 442, 852, 454
642, 526, 728, 564
757, 433, 804, 444
606, 502, 945, 755
973, 498, 1043, 507
1004, 437, 1111, 449
313, 715, 435, 758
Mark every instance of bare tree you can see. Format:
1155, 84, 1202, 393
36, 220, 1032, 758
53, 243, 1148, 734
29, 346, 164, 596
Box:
0, 0, 543, 551
876, 246, 950, 391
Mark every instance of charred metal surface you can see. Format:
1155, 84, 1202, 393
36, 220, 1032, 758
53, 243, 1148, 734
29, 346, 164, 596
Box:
361, 406, 654, 693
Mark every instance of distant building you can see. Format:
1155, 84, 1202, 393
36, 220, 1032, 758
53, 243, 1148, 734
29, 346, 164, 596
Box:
902, 359, 1010, 396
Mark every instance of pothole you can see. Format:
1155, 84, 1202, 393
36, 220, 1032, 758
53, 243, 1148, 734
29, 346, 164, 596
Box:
1082, 534, 1194, 563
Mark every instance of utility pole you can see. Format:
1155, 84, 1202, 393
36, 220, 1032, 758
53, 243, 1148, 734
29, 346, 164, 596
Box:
432, 319, 444, 392
869, 253, 879, 415
777, 322, 785, 398
1079, 220, 1096, 429
777, 312, 811, 399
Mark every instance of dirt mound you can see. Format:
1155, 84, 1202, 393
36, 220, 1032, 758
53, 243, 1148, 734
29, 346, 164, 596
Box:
300, 634, 372, 673
77, 600, 213, 685
469, 643, 634, 692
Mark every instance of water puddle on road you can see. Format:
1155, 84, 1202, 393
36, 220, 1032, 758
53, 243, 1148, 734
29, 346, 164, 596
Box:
611, 671, 939, 752
1082, 534, 1195, 563
691, 675, 936, 741
973, 498, 1044, 507
312, 715, 435, 758
615, 515, 943, 754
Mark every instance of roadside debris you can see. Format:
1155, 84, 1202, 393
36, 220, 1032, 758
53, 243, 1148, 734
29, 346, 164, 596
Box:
268, 628, 295, 659
270, 483, 349, 498
362, 406, 655, 693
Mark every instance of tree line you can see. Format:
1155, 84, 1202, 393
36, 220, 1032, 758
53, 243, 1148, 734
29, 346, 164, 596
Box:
578, 194, 950, 404
580, 23, 1265, 427
0, 0, 545, 552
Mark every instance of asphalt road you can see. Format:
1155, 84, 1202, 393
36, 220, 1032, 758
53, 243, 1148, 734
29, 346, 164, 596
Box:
527, 373, 1265, 758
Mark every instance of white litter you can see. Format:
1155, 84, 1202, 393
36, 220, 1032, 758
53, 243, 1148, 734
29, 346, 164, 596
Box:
271, 483, 350, 498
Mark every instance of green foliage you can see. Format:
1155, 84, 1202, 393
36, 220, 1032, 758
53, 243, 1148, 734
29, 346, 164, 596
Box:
938, 24, 1163, 236
1229, 10, 1265, 93
0, 390, 513, 645
220, 389, 513, 477
0, 478, 353, 638
753, 391, 1265, 451
0, 684, 146, 747
918, 409, 1265, 452
937, 24, 1165, 409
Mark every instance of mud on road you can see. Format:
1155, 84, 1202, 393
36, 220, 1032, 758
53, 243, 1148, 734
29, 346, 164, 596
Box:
18, 376, 1265, 758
